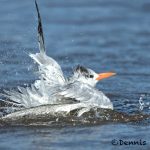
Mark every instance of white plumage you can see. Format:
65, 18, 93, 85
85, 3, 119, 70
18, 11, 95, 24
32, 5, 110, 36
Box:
2, 1, 115, 116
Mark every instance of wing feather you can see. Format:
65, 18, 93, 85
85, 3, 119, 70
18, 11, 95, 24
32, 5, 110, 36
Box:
59, 81, 113, 109
31, 1, 65, 86
35, 0, 45, 54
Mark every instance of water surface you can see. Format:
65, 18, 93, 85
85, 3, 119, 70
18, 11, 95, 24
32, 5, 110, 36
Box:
0, 0, 150, 149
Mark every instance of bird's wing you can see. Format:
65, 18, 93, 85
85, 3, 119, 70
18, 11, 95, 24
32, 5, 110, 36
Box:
58, 81, 113, 109
1, 1, 65, 109
35, 0, 45, 54
30, 1, 65, 86
30, 53, 65, 86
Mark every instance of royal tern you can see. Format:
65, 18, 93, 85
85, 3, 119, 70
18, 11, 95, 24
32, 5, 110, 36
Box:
2, 1, 116, 115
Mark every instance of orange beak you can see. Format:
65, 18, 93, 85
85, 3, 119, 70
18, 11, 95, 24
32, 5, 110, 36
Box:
96, 72, 116, 81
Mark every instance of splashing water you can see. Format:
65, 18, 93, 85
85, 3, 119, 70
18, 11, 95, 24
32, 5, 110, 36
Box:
139, 94, 150, 112
139, 94, 145, 111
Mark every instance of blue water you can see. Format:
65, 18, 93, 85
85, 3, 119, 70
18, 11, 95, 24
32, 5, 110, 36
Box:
0, 0, 150, 149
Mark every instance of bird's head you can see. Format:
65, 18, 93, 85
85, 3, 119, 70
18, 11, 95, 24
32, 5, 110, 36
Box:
73, 65, 116, 87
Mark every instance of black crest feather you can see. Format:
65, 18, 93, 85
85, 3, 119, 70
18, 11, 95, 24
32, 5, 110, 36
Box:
74, 65, 90, 77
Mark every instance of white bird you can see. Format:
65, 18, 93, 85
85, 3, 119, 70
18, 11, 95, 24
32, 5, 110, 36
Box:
2, 1, 116, 116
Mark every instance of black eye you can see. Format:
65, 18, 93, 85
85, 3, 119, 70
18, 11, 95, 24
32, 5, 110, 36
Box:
89, 75, 94, 78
